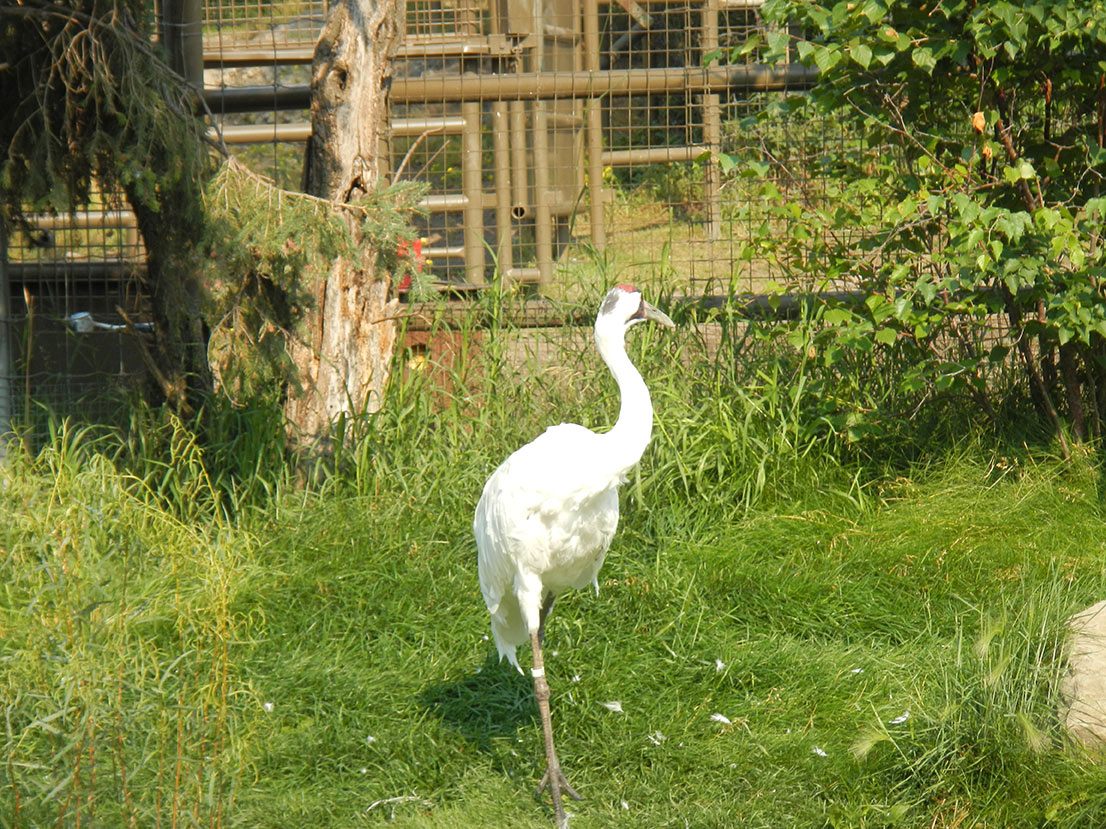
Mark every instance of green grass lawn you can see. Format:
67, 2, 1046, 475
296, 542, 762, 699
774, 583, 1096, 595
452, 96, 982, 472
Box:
222, 451, 1106, 828
6, 319, 1106, 827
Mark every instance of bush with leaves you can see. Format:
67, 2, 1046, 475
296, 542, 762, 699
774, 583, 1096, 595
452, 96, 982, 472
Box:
729, 0, 1106, 453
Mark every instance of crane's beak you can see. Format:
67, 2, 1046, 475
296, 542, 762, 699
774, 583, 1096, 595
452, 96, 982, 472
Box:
639, 300, 675, 329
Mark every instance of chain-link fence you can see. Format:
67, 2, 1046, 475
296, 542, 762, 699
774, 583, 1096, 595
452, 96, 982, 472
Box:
194, 0, 824, 291
3, 0, 835, 434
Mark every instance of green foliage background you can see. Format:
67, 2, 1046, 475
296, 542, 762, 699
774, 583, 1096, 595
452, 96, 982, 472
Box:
724, 0, 1106, 451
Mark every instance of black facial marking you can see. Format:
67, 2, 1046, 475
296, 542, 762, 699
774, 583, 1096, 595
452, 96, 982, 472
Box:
600, 290, 622, 316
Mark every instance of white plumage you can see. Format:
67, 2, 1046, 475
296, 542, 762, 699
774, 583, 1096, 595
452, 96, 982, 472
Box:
473, 285, 673, 827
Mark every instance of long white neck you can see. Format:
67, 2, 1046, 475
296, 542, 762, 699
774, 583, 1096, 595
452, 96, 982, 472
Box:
596, 325, 654, 475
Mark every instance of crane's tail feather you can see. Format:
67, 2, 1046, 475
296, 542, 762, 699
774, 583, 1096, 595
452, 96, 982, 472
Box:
498, 644, 524, 674
488, 594, 528, 675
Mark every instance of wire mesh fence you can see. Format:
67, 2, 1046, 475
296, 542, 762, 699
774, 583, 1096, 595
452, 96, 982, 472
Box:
190, 0, 825, 291
2, 197, 151, 437
3, 0, 838, 435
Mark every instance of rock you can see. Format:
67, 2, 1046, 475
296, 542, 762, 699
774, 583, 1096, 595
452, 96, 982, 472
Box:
1061, 599, 1106, 748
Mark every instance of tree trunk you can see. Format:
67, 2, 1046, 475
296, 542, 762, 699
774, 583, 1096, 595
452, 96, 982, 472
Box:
126, 181, 212, 416
284, 0, 400, 445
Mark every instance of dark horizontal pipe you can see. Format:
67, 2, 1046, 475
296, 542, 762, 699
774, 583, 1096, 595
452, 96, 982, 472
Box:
692, 287, 1012, 320
201, 85, 312, 114
391, 63, 817, 103
199, 63, 817, 114
691, 290, 871, 320
401, 285, 1012, 331
6, 261, 141, 280
401, 290, 860, 331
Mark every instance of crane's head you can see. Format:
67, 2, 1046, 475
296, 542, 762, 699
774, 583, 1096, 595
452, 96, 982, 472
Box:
595, 285, 675, 343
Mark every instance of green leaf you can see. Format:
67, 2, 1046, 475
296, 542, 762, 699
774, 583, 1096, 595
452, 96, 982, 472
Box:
736, 34, 762, 57
859, 0, 886, 23
916, 278, 937, 304
715, 152, 737, 174
849, 40, 873, 69
1003, 160, 1036, 183
767, 30, 791, 59
875, 327, 899, 345
911, 46, 937, 72
813, 45, 843, 73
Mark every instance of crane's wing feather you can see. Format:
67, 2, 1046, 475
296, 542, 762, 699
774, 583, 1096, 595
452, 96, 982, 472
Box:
474, 423, 624, 663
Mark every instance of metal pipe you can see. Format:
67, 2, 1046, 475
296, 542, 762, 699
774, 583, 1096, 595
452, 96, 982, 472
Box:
399, 289, 856, 333
200, 64, 817, 112
461, 102, 486, 285
200, 86, 312, 113
390, 116, 467, 136
601, 145, 710, 166
545, 111, 585, 129
213, 123, 313, 143
5, 262, 139, 279
702, 96, 722, 240
0, 222, 11, 454
504, 267, 542, 282
509, 102, 530, 219
181, 0, 204, 86
424, 245, 466, 259
583, 0, 606, 248
21, 210, 136, 229
391, 64, 819, 101
420, 192, 496, 211
531, 0, 554, 287
203, 46, 314, 67
702, 0, 723, 240
492, 104, 514, 273
532, 101, 554, 286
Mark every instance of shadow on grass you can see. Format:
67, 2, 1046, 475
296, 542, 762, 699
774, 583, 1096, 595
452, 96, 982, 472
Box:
419, 650, 538, 755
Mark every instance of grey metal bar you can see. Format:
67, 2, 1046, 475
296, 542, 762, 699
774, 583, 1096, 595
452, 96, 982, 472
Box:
390, 116, 467, 136
201, 86, 312, 113
461, 102, 486, 285
702, 0, 723, 240
5, 262, 142, 280
583, 0, 605, 249
200, 64, 816, 112
213, 123, 313, 143
509, 102, 530, 219
0, 222, 11, 454
399, 290, 867, 331
181, 0, 204, 86
492, 104, 515, 273
601, 145, 710, 166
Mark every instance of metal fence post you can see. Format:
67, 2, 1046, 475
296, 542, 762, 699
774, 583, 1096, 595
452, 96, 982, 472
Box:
582, 0, 605, 249
702, 0, 722, 240
0, 222, 11, 458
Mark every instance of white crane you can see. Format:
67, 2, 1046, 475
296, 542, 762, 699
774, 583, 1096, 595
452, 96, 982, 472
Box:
474, 285, 674, 827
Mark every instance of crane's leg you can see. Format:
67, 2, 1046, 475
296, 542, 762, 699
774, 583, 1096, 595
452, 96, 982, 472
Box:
530, 627, 581, 828
537, 593, 555, 646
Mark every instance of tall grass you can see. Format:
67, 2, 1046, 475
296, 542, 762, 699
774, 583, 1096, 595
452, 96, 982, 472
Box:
6, 283, 1106, 826
0, 422, 262, 827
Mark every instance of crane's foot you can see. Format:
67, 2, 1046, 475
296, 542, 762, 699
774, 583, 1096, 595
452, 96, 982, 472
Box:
537, 762, 582, 827
537, 764, 582, 802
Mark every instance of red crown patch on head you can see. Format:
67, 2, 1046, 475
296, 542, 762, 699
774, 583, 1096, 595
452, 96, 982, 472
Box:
616, 283, 638, 293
